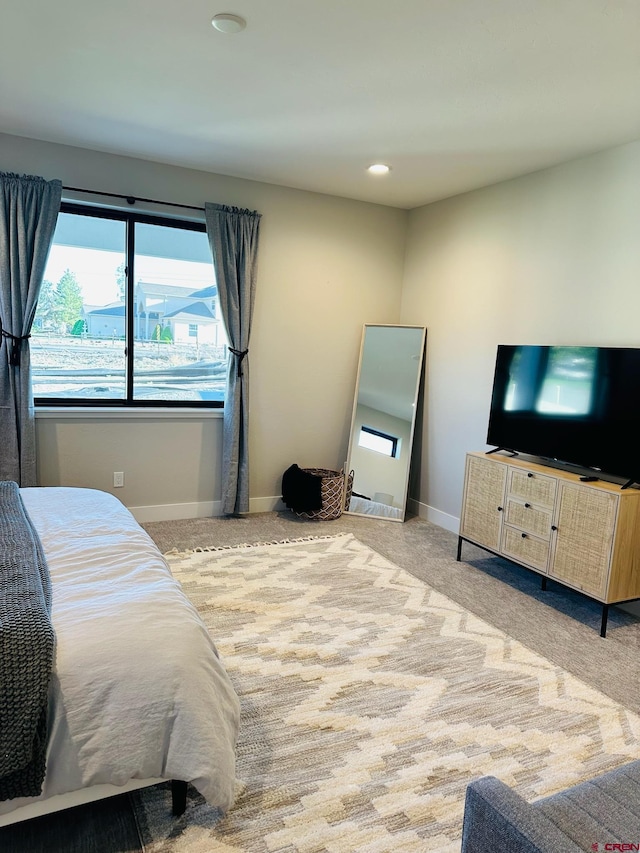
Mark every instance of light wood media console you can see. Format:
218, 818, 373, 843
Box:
457, 451, 640, 636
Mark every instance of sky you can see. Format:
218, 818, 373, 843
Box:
44, 246, 216, 306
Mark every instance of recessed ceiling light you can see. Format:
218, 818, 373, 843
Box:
211, 13, 247, 33
367, 164, 391, 175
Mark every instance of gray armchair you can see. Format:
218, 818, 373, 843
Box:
461, 760, 640, 853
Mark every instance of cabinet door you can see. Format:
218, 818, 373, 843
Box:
460, 455, 507, 552
550, 483, 617, 599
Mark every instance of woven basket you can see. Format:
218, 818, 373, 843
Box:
295, 468, 354, 521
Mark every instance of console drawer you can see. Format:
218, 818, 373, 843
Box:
504, 498, 553, 539
508, 469, 556, 508
502, 525, 550, 572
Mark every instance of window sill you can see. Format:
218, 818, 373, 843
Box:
35, 406, 224, 420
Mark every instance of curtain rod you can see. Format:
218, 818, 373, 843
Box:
62, 185, 204, 212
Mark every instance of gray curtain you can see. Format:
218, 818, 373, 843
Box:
205, 202, 261, 515
0, 173, 62, 485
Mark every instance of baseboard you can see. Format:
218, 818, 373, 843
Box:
129, 500, 223, 523
129, 497, 284, 522
130, 496, 457, 528
409, 498, 460, 534
249, 495, 285, 514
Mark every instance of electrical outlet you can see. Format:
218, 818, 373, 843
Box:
113, 471, 124, 488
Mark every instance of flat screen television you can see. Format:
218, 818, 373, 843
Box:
486, 345, 640, 486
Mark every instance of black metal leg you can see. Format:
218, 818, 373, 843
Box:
172, 779, 188, 816
456, 536, 463, 561
541, 577, 547, 591
600, 605, 609, 638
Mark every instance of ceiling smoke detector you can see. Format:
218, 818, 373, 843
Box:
211, 13, 247, 33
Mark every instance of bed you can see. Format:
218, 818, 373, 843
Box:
0, 485, 240, 827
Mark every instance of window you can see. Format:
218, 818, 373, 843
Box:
357, 425, 399, 458
32, 203, 227, 407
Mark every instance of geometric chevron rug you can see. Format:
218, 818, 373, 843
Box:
133, 534, 640, 852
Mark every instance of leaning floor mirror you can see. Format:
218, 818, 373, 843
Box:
344, 324, 426, 522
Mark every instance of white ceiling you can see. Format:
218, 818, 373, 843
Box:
1, 0, 639, 209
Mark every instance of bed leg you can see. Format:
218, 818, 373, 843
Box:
171, 779, 188, 816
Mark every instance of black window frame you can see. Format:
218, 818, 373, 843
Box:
358, 425, 400, 458
33, 202, 224, 409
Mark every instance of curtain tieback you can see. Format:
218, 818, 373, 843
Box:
229, 347, 249, 378
1, 323, 31, 367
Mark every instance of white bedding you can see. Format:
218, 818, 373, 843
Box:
0, 487, 240, 819
348, 495, 403, 519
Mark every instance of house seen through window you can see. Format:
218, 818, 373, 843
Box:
32, 204, 228, 406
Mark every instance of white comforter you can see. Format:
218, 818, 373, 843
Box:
0, 487, 240, 817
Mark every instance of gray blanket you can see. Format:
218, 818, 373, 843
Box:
0, 481, 55, 801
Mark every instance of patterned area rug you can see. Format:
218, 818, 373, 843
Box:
133, 533, 640, 852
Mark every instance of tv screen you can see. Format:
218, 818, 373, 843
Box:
486, 345, 640, 484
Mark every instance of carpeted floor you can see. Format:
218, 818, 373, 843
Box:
144, 511, 640, 714
2, 510, 639, 852
133, 533, 640, 852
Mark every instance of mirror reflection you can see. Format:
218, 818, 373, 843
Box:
344, 325, 426, 522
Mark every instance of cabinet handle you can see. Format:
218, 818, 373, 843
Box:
497, 506, 503, 512
524, 502, 531, 508
521, 532, 527, 539
551, 525, 558, 531
527, 472, 533, 478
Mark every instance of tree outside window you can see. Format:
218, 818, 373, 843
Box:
31, 204, 228, 407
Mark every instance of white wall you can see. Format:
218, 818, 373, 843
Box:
35, 410, 224, 521
3, 133, 640, 529
0, 132, 408, 518
401, 140, 640, 530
